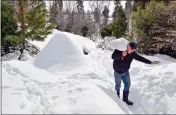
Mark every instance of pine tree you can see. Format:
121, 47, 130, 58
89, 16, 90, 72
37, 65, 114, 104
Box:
132, 0, 151, 11
131, 1, 166, 53
24, 1, 56, 40
111, 5, 127, 38
112, 0, 120, 19
11, 0, 56, 59
1, 0, 18, 54
102, 5, 109, 26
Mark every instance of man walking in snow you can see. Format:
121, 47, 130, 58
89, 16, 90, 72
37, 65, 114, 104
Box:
112, 42, 160, 105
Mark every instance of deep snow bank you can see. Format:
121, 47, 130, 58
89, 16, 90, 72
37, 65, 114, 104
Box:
89, 49, 176, 114
129, 60, 176, 114
34, 32, 92, 74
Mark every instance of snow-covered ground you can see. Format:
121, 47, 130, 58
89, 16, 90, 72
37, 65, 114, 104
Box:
2, 30, 176, 114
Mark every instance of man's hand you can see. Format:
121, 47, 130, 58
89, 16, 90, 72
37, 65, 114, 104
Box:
151, 61, 161, 65
122, 51, 127, 57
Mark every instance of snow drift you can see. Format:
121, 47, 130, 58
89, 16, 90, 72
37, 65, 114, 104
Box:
29, 29, 96, 51
107, 38, 129, 51
34, 32, 92, 74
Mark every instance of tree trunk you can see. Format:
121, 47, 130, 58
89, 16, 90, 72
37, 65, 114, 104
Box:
18, 0, 26, 60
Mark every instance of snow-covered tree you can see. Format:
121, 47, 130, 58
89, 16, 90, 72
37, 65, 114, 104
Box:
76, 0, 85, 21
13, 0, 55, 59
89, 1, 105, 30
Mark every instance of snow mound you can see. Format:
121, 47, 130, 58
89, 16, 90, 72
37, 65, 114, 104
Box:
61, 31, 97, 51
107, 38, 129, 51
29, 29, 96, 51
34, 32, 92, 74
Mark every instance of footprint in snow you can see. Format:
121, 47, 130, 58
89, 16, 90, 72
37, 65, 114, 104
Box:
14, 88, 25, 91
59, 81, 67, 84
12, 67, 29, 78
68, 97, 77, 105
20, 102, 26, 109
52, 96, 59, 100
11, 92, 22, 95
30, 79, 43, 86
76, 87, 82, 92
2, 86, 11, 89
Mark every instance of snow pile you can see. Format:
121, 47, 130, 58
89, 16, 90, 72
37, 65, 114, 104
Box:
34, 32, 92, 74
107, 38, 129, 51
29, 29, 96, 51
61, 31, 97, 51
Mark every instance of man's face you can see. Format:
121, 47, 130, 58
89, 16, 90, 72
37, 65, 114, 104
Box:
127, 45, 135, 54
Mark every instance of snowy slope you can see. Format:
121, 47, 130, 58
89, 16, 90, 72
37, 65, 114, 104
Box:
2, 31, 176, 114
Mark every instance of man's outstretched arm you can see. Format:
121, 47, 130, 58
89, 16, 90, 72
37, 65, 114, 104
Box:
133, 52, 152, 64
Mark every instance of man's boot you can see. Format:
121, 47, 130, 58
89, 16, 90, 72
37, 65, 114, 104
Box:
123, 91, 133, 105
117, 91, 120, 98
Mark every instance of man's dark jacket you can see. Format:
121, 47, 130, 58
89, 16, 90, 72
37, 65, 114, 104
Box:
112, 49, 151, 74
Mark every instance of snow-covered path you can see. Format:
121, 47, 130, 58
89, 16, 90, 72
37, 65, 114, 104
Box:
2, 59, 126, 114
2, 30, 176, 114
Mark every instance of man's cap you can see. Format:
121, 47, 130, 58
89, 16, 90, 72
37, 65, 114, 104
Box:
128, 42, 137, 49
